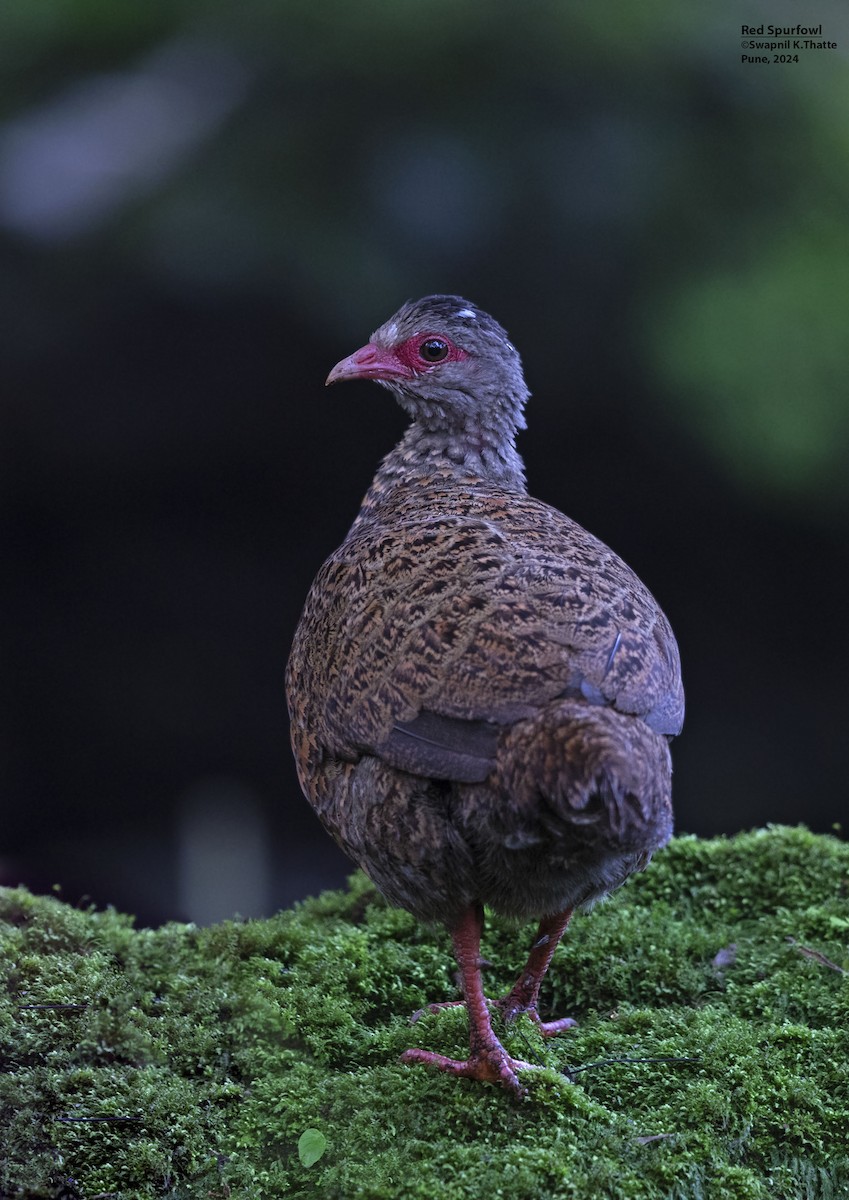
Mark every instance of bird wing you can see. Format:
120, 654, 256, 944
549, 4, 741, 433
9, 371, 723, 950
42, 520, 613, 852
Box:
296, 491, 683, 783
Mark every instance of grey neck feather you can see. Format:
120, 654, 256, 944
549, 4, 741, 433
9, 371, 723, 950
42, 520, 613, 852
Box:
382, 363, 529, 485
351, 380, 529, 530
380, 419, 527, 490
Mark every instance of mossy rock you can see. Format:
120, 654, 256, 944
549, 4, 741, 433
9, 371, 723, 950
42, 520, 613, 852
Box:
2, 826, 849, 1199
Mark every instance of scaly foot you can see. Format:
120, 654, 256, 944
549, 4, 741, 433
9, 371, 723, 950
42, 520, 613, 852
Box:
494, 996, 577, 1036
400, 1042, 539, 1098
495, 908, 577, 1035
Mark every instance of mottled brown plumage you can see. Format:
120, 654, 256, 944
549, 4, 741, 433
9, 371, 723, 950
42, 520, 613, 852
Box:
286, 296, 684, 1096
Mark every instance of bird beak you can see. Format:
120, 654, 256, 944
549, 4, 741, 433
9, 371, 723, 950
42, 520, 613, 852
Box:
325, 342, 412, 386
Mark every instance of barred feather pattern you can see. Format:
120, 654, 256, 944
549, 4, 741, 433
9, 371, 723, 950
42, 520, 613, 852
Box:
287, 470, 681, 923
287, 295, 682, 926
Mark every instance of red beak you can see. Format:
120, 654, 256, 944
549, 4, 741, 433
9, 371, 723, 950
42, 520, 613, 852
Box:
325, 342, 412, 386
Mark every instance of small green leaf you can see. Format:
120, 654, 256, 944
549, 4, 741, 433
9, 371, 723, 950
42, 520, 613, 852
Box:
298, 1128, 327, 1168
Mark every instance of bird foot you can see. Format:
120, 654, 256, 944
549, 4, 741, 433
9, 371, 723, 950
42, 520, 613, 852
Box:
530, 1012, 578, 1037
400, 1044, 539, 1098
495, 998, 577, 1037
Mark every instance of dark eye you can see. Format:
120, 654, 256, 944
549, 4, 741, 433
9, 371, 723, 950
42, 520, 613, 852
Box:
419, 338, 449, 363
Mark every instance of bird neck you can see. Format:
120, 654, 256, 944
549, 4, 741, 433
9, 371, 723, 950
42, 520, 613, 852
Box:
410, 419, 527, 484
351, 421, 528, 528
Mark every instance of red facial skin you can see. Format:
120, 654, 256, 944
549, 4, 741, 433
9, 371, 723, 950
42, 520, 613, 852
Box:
326, 333, 469, 386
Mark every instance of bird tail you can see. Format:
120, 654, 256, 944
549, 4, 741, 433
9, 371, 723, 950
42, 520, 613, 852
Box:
494, 699, 674, 855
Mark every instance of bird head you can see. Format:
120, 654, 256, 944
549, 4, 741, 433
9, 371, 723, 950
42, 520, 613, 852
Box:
326, 295, 529, 437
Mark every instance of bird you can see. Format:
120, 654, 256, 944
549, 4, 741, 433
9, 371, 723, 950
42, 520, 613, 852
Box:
286, 295, 684, 1098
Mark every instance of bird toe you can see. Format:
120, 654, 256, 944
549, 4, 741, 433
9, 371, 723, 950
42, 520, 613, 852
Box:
400, 1044, 537, 1098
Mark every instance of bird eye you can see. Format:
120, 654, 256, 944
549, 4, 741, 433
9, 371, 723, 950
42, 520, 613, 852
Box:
419, 338, 449, 363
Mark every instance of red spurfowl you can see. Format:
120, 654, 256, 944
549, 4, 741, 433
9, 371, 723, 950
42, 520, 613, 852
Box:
286, 296, 684, 1097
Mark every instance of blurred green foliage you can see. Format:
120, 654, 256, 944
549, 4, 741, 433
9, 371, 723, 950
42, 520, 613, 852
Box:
648, 217, 849, 516
2, 0, 847, 518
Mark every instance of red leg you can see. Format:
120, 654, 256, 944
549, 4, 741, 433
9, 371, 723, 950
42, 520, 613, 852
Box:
496, 909, 577, 1035
400, 904, 538, 1097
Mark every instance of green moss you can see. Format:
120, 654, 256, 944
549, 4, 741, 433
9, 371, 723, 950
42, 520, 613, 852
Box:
2, 826, 848, 1199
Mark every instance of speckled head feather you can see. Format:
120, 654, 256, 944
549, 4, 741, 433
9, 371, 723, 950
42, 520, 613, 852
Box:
370, 295, 529, 433
327, 295, 531, 489
373, 295, 515, 352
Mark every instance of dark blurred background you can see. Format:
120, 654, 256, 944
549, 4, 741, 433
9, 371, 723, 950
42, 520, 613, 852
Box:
2, 1, 848, 926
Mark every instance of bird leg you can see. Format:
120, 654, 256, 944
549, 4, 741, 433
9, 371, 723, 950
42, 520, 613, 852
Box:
495, 908, 577, 1035
400, 904, 539, 1097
